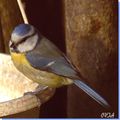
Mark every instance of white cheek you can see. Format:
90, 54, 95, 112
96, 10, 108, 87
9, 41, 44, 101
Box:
17, 34, 38, 52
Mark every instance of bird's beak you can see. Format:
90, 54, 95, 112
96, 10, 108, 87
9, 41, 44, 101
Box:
9, 40, 19, 53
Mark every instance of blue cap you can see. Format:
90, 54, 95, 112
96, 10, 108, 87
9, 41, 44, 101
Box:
13, 24, 31, 36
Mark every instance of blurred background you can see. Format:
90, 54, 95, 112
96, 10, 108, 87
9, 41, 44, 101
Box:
0, 0, 118, 118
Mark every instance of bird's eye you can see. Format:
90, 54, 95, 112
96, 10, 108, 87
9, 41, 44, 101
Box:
11, 43, 17, 50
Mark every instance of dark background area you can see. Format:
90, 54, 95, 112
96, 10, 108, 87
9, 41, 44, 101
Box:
25, 0, 67, 118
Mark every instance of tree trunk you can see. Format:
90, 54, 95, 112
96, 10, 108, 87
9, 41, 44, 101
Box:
64, 0, 118, 118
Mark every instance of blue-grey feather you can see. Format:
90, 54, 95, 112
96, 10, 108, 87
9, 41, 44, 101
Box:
49, 58, 77, 77
26, 53, 54, 67
26, 52, 78, 78
13, 24, 31, 36
74, 80, 110, 108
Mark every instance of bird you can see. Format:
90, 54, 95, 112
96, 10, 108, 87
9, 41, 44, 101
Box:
9, 24, 110, 108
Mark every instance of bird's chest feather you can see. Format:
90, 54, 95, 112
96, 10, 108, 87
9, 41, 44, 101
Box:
11, 52, 30, 68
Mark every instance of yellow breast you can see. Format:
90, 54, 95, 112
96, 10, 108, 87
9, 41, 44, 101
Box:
11, 52, 30, 68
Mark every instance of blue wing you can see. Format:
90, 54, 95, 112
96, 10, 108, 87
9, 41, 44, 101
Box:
25, 37, 79, 79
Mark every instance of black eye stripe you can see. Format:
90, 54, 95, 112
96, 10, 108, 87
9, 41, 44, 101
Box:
11, 31, 36, 47
17, 32, 36, 45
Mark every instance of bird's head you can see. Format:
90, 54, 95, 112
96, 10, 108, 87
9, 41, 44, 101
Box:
9, 24, 39, 53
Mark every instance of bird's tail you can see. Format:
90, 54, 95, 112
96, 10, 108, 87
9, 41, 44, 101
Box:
74, 79, 110, 108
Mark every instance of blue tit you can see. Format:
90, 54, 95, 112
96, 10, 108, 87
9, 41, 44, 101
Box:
9, 24, 110, 108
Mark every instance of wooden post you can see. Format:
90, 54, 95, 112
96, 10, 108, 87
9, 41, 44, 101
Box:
64, 0, 118, 117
